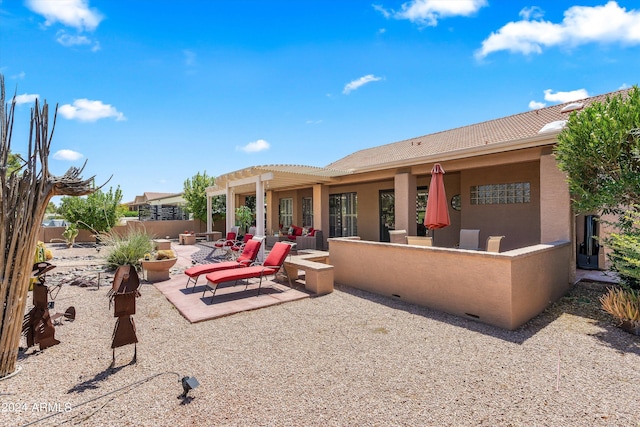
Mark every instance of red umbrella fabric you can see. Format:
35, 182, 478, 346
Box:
424, 163, 450, 230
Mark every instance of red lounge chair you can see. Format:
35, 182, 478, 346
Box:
184, 239, 262, 292
229, 234, 253, 259
203, 241, 292, 301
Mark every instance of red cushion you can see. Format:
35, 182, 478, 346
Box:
293, 226, 303, 236
206, 265, 278, 284
185, 261, 244, 278
234, 239, 261, 260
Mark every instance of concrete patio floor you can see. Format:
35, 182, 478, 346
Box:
152, 240, 311, 323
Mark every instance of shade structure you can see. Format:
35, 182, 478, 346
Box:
424, 163, 450, 230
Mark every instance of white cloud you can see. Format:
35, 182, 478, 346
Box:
343, 74, 383, 94
53, 149, 84, 161
56, 31, 91, 47
543, 88, 589, 103
58, 99, 126, 122
519, 6, 544, 21
11, 71, 26, 80
477, 1, 640, 59
305, 119, 323, 125
183, 49, 197, 67
381, 0, 487, 26
13, 93, 39, 105
528, 100, 546, 110
26, 0, 103, 31
238, 139, 270, 153
372, 4, 391, 19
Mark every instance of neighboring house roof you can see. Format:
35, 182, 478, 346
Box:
126, 192, 181, 206
326, 89, 630, 172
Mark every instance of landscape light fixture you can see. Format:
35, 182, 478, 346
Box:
179, 376, 200, 399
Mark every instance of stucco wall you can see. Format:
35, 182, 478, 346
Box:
460, 161, 541, 251
329, 237, 571, 330
38, 219, 214, 243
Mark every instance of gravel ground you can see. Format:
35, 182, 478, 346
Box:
2, 244, 639, 426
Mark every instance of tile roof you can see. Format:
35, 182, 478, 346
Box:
326, 88, 630, 172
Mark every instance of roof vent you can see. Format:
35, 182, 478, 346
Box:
561, 102, 584, 113
538, 120, 567, 134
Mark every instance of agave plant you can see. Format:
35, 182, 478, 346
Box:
600, 287, 640, 333
100, 228, 154, 270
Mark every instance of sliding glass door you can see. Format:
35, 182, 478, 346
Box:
329, 192, 357, 237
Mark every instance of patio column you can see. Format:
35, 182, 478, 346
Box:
266, 190, 278, 234
540, 152, 571, 243
226, 185, 235, 233
394, 172, 417, 236
540, 151, 574, 282
255, 180, 265, 237
206, 194, 212, 233
313, 184, 329, 249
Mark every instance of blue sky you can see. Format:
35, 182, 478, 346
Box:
2, 0, 639, 203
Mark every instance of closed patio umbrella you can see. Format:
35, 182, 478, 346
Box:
424, 163, 450, 234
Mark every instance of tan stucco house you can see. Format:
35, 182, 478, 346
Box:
204, 89, 626, 329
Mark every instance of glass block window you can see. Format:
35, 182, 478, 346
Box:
470, 182, 530, 205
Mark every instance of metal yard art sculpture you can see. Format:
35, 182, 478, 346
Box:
1, 74, 96, 378
22, 262, 76, 351
108, 264, 141, 368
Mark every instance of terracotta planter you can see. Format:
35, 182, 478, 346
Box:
141, 258, 177, 282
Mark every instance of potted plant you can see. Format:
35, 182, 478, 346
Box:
235, 206, 253, 236
140, 249, 177, 282
62, 224, 79, 248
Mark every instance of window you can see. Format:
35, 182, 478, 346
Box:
329, 193, 357, 237
279, 198, 293, 228
470, 182, 530, 205
302, 197, 313, 228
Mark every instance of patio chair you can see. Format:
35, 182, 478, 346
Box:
203, 241, 293, 301
184, 238, 262, 292
229, 234, 254, 260
212, 231, 237, 258
389, 229, 407, 244
486, 235, 505, 253
458, 229, 480, 250
406, 236, 433, 246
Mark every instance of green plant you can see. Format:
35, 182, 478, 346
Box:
235, 205, 253, 234
58, 186, 125, 234
183, 171, 226, 223
62, 223, 79, 247
604, 207, 640, 289
101, 228, 154, 270
555, 86, 640, 215
600, 287, 640, 328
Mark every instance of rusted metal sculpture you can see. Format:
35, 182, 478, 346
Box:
1, 74, 96, 378
108, 265, 141, 367
21, 262, 75, 350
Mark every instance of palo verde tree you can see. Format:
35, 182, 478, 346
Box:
58, 186, 124, 234
555, 85, 640, 287
183, 171, 225, 224
0, 75, 96, 378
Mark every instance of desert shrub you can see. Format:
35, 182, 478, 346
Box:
155, 250, 175, 260
604, 208, 640, 290
600, 287, 640, 327
101, 228, 154, 270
